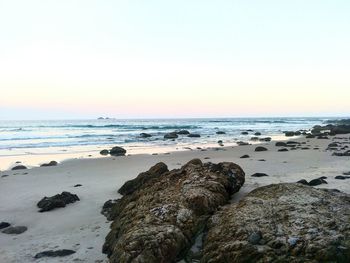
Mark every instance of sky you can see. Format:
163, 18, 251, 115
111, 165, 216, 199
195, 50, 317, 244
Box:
0, 0, 349, 120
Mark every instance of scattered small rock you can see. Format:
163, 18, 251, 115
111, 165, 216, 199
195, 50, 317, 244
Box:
251, 173, 269, 177
254, 132, 261, 136
216, 131, 226, 134
275, 142, 287, 147
177, 130, 190, 135
34, 249, 76, 259
73, 184, 82, 187
240, 155, 250, 159
297, 179, 309, 185
100, 149, 109, 155
2, 226, 27, 234
255, 146, 267, 152
40, 161, 58, 167
11, 165, 27, 170
109, 146, 127, 156
37, 192, 80, 212
278, 148, 289, 152
335, 175, 350, 180
188, 133, 201, 138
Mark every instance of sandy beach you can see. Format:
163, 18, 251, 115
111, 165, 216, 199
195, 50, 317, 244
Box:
1, 134, 349, 262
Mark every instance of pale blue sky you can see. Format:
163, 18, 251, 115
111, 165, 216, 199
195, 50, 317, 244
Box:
0, 0, 349, 119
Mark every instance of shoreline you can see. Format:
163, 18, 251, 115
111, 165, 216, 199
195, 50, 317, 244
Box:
1, 133, 349, 262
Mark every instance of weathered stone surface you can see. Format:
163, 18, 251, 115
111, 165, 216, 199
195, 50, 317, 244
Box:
2, 226, 27, 235
37, 192, 80, 212
201, 183, 350, 263
103, 159, 245, 263
110, 146, 127, 156
34, 249, 76, 258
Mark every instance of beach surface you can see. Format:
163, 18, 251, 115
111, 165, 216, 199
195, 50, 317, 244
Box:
0, 135, 349, 262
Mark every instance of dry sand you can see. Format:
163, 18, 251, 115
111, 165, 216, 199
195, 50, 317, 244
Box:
0, 135, 349, 262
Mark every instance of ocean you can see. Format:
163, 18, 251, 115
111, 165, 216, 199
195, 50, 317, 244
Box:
0, 117, 331, 170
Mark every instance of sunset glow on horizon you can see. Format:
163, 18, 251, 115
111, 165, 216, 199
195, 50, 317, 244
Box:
1, 0, 349, 120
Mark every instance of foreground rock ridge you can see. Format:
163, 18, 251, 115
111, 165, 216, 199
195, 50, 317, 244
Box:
103, 159, 245, 263
201, 183, 350, 263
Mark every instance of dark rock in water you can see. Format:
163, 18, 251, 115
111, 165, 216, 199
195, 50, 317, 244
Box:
297, 179, 309, 185
188, 133, 201, 138
0, 222, 10, 229
294, 131, 301, 136
255, 146, 267, 152
308, 178, 327, 186
2, 226, 27, 234
40, 161, 58, 167
284, 131, 295, 137
278, 148, 288, 152
250, 137, 259, 141
343, 171, 350, 175
306, 134, 315, 138
34, 249, 76, 259
177, 130, 190, 135
216, 131, 226, 134
110, 146, 126, 156
335, 175, 350, 180
217, 140, 223, 144
73, 184, 82, 187
251, 173, 268, 177
37, 192, 80, 212
118, 162, 169, 196
241, 131, 248, 135
275, 142, 287, 147
139, 133, 152, 138
164, 132, 178, 139
254, 132, 261, 136
103, 159, 245, 263
100, 149, 109, 155
11, 165, 27, 170
201, 183, 350, 263
240, 155, 250, 159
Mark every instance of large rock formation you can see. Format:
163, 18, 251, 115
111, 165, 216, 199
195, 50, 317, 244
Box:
103, 159, 245, 263
201, 183, 350, 263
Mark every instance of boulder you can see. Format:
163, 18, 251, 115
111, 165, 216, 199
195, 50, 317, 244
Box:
188, 133, 201, 138
259, 137, 271, 142
255, 146, 268, 152
335, 175, 350, 180
241, 131, 248, 135
296, 179, 309, 185
110, 146, 126, 156
2, 226, 27, 235
275, 142, 287, 147
103, 159, 245, 263
164, 132, 178, 139
240, 155, 250, 159
11, 165, 27, 170
100, 149, 109, 155
201, 183, 350, 263
237, 141, 250, 146
34, 250, 76, 259
308, 178, 327, 186
0, 222, 10, 229
40, 161, 58, 167
37, 192, 80, 212
216, 131, 226, 135
254, 132, 261, 136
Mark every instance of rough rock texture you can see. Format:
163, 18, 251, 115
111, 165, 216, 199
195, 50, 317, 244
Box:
37, 191, 80, 212
201, 183, 350, 263
103, 159, 245, 263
